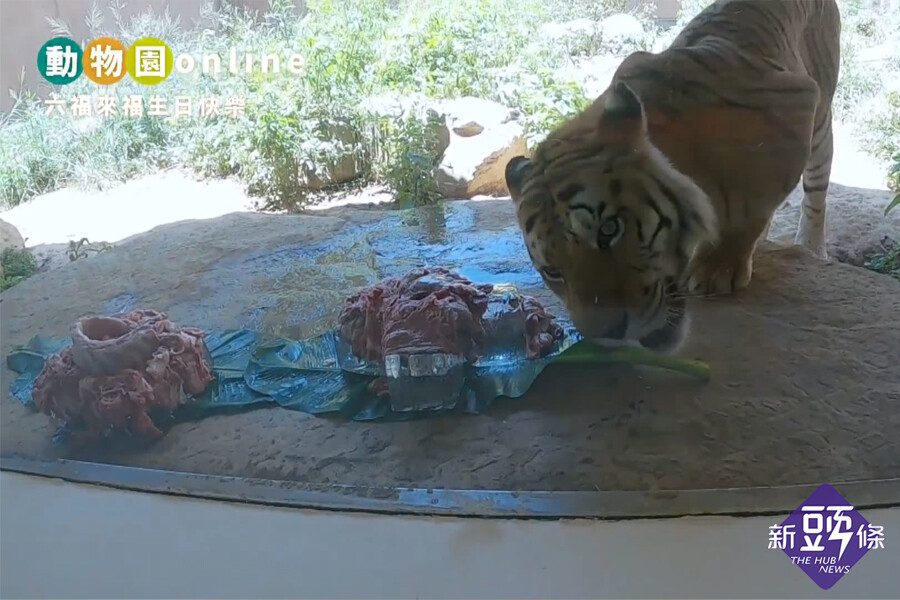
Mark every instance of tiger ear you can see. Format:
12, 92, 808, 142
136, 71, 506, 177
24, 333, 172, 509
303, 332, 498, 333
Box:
599, 81, 646, 138
505, 156, 532, 201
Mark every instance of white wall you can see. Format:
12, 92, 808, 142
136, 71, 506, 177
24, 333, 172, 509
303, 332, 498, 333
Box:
1, 472, 897, 599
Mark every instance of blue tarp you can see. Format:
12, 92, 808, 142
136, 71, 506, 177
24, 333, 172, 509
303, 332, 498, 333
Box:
6, 327, 579, 424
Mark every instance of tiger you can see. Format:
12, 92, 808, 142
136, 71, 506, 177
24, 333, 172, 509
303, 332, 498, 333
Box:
505, 0, 840, 351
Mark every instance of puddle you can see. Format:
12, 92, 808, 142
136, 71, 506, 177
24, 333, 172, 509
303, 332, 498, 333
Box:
183, 202, 555, 340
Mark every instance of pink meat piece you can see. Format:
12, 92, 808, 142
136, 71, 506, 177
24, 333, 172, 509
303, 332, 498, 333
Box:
381, 280, 492, 359
77, 370, 162, 443
522, 296, 564, 359
341, 268, 492, 361
31, 352, 83, 424
339, 268, 563, 363
32, 309, 213, 446
340, 286, 389, 362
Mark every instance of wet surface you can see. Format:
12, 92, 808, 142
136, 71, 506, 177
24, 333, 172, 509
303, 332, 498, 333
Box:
181, 203, 548, 342
1, 200, 899, 501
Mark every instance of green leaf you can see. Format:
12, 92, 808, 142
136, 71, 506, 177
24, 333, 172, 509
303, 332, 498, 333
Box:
553, 340, 711, 382
885, 194, 900, 216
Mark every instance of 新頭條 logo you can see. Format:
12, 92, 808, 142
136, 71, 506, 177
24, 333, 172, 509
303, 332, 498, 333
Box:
768, 483, 885, 590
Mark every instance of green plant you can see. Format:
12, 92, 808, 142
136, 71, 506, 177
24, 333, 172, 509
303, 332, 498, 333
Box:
836, 0, 900, 126
864, 92, 900, 160
1, 247, 38, 291
555, 340, 711, 381
374, 0, 537, 99
371, 110, 443, 207
864, 153, 899, 281
887, 154, 900, 215
0, 81, 173, 207
864, 241, 900, 280
0, 0, 655, 209
860, 88, 899, 213
497, 67, 592, 148
67, 238, 114, 261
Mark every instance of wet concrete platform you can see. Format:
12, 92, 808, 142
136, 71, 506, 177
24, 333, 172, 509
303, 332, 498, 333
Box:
2, 200, 898, 516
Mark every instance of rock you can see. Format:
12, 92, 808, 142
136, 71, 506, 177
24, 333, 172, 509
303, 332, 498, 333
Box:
0, 218, 25, 250
29, 243, 73, 273
437, 97, 513, 129
434, 98, 527, 198
1, 200, 898, 503
767, 183, 900, 266
298, 121, 367, 191
452, 121, 484, 137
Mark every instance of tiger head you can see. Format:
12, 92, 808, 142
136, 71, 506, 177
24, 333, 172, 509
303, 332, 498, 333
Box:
505, 81, 717, 352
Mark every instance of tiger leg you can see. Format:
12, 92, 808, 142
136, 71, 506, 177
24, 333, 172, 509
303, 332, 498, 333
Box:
794, 107, 833, 260
688, 217, 770, 296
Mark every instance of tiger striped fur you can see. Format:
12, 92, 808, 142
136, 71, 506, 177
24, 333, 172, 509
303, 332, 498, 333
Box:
505, 0, 840, 351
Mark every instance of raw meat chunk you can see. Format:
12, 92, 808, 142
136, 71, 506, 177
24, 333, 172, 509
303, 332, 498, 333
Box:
32, 310, 213, 445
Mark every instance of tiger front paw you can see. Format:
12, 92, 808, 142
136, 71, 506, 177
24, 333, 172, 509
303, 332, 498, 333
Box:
687, 249, 753, 296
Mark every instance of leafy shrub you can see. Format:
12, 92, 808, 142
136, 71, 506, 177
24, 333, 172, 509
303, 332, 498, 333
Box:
10, 0, 831, 209
374, 0, 536, 98
0, 90, 171, 206
494, 66, 592, 148
369, 110, 444, 207
864, 240, 900, 280
1, 247, 38, 291
836, 0, 900, 126
886, 155, 900, 215
3, 0, 619, 209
